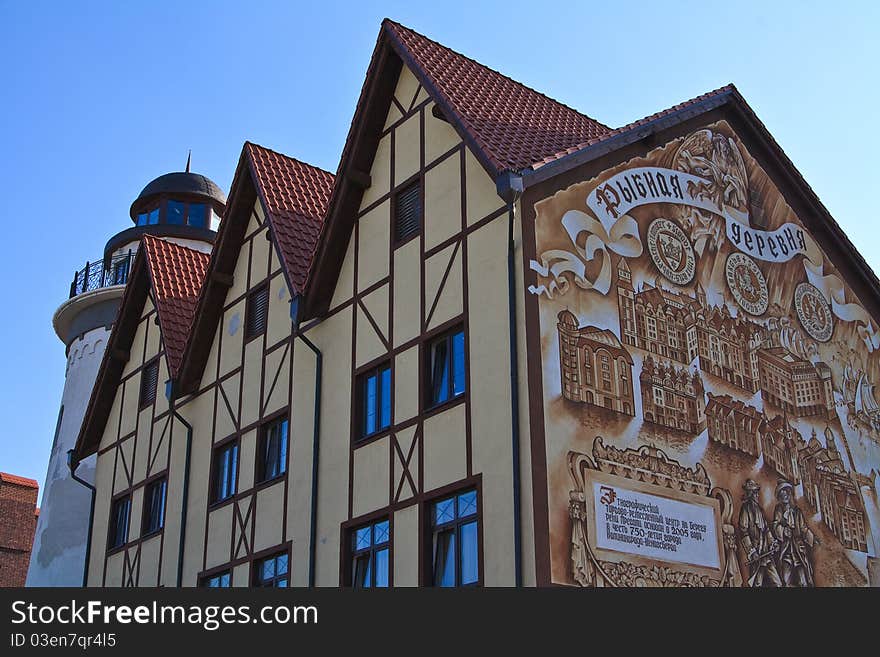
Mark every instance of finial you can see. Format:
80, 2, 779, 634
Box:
185, 150, 191, 173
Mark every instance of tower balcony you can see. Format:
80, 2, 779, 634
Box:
69, 251, 135, 299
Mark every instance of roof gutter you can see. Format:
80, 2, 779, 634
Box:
165, 380, 193, 588
67, 450, 96, 587
496, 170, 524, 587
290, 296, 323, 587
521, 91, 734, 189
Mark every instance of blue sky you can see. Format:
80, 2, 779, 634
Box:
1, 1, 878, 503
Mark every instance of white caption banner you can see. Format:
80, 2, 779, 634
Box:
593, 481, 720, 569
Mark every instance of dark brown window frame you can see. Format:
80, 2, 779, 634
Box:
209, 436, 240, 507
139, 358, 160, 410
107, 493, 132, 552
423, 323, 467, 412
252, 549, 290, 587
345, 517, 391, 588
244, 283, 270, 342
425, 487, 481, 587
255, 415, 289, 485
392, 177, 422, 247
140, 473, 168, 538
200, 570, 232, 587
354, 360, 393, 442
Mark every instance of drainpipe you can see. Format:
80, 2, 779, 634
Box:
67, 450, 96, 587
496, 171, 524, 587
166, 381, 193, 588
290, 296, 323, 587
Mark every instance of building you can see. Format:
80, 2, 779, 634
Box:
0, 473, 39, 587
639, 355, 706, 434
616, 263, 765, 392
798, 428, 868, 552
757, 347, 835, 420
28, 161, 224, 586
64, 19, 880, 587
760, 413, 800, 484
557, 310, 635, 415
705, 393, 763, 457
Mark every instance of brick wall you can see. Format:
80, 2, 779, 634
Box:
0, 472, 39, 587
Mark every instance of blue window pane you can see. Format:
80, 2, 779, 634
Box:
435, 497, 455, 525
365, 375, 377, 435
148, 208, 160, 225
431, 340, 450, 404
452, 331, 466, 396
373, 520, 389, 545
262, 559, 275, 580
435, 530, 456, 587
355, 526, 371, 551
276, 580, 287, 588
220, 573, 230, 587
229, 444, 238, 495
136, 213, 148, 226
458, 490, 477, 518
380, 367, 391, 429
188, 203, 206, 228
278, 420, 288, 475
277, 554, 288, 575
167, 201, 185, 225
375, 548, 389, 587
460, 521, 479, 585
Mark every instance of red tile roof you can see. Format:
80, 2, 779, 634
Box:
245, 142, 335, 294
141, 235, 211, 378
0, 472, 38, 489
384, 19, 611, 176
532, 84, 736, 169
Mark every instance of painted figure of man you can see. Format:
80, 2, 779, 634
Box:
738, 479, 781, 587
771, 480, 819, 587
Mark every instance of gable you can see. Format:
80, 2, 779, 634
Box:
524, 107, 880, 587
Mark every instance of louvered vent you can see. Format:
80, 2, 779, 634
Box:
139, 360, 159, 408
394, 181, 422, 243
246, 285, 270, 339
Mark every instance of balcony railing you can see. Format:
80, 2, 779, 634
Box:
69, 251, 135, 299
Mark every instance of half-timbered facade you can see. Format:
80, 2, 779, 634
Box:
73, 19, 880, 587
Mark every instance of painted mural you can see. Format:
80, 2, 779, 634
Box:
530, 120, 880, 586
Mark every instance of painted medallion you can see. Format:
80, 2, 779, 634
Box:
795, 281, 834, 342
646, 218, 696, 286
725, 252, 769, 315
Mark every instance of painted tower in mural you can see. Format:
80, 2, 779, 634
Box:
26, 162, 225, 586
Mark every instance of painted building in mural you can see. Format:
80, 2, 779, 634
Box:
70, 19, 880, 587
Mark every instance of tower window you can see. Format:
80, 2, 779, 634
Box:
167, 200, 185, 225
187, 203, 206, 228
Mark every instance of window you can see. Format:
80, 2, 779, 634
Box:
350, 519, 390, 588
394, 181, 421, 243
431, 489, 479, 587
139, 360, 159, 409
211, 440, 239, 503
141, 477, 167, 535
167, 200, 185, 225
187, 203, 206, 228
136, 212, 149, 226
108, 495, 131, 550
112, 257, 129, 285
426, 327, 465, 408
202, 571, 231, 588
254, 552, 289, 587
357, 363, 391, 439
257, 417, 288, 483
245, 285, 269, 340
148, 208, 160, 225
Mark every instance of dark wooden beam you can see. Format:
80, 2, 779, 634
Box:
212, 272, 234, 287
346, 169, 372, 189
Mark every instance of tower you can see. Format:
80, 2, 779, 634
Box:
616, 256, 636, 347
27, 165, 225, 586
